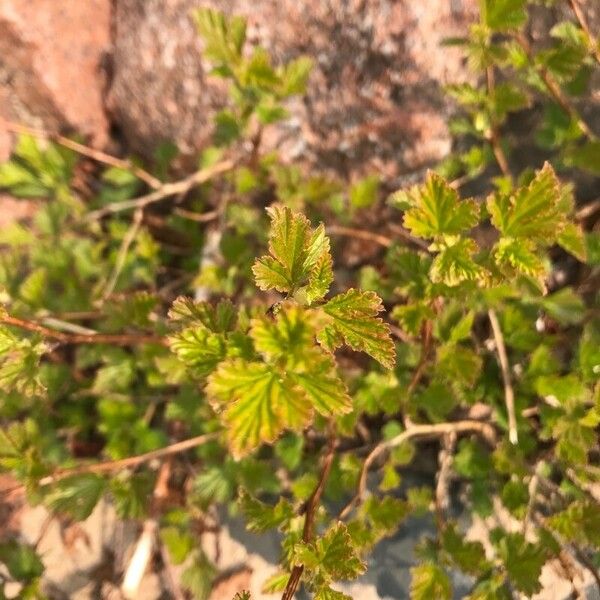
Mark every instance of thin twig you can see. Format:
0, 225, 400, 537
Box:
486, 66, 514, 183
387, 223, 431, 251
327, 224, 393, 248
0, 313, 166, 347
173, 207, 220, 223
575, 198, 600, 221
488, 309, 518, 445
339, 420, 496, 520
1, 119, 162, 190
282, 432, 338, 600
567, 0, 600, 64
85, 159, 236, 221
100, 207, 144, 303
37, 432, 219, 487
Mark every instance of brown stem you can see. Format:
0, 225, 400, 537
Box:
327, 224, 393, 248
1, 119, 162, 190
567, 0, 600, 65
486, 66, 514, 183
0, 313, 167, 347
339, 420, 496, 520
37, 432, 219, 486
281, 433, 338, 600
85, 159, 236, 221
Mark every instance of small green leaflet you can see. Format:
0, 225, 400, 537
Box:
495, 533, 546, 596
250, 304, 314, 364
292, 522, 366, 587
239, 490, 294, 532
487, 163, 566, 243
317, 289, 395, 369
481, 0, 527, 31
44, 474, 106, 521
410, 563, 452, 600
547, 501, 600, 548
493, 237, 546, 279
252, 206, 332, 304
251, 305, 352, 415
207, 360, 311, 458
169, 296, 237, 332
400, 172, 479, 239
430, 238, 486, 286
169, 327, 227, 378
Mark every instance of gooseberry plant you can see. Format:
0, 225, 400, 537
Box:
0, 3, 599, 600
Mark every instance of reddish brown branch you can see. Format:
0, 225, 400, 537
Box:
339, 420, 496, 520
37, 432, 219, 486
282, 433, 338, 600
567, 0, 600, 65
1, 119, 162, 190
0, 313, 167, 347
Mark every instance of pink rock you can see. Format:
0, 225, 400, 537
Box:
0, 0, 111, 150
108, 0, 477, 178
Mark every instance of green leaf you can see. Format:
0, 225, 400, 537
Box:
557, 222, 586, 261
482, 0, 527, 31
410, 563, 452, 600
539, 287, 585, 325
493, 237, 546, 279
442, 524, 490, 575
262, 571, 290, 593
253, 207, 332, 298
303, 247, 333, 305
315, 587, 352, 600
281, 56, 313, 96
292, 522, 366, 582
290, 352, 352, 416
44, 474, 106, 521
495, 533, 545, 596
160, 526, 196, 565
317, 289, 395, 369
548, 501, 600, 548
239, 491, 294, 532
207, 359, 311, 457
565, 141, 600, 175
250, 305, 314, 363
181, 552, 216, 600
110, 472, 154, 519
0, 541, 44, 582
487, 163, 565, 242
430, 238, 486, 286
359, 496, 410, 539
169, 297, 237, 332
401, 172, 479, 239
392, 302, 434, 336
349, 175, 379, 209
169, 326, 227, 378
436, 344, 482, 387
193, 8, 246, 66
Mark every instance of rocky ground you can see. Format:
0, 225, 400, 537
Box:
1, 1, 600, 598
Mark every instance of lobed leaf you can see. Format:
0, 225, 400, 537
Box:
410, 563, 452, 600
487, 163, 565, 243
207, 359, 311, 457
317, 289, 395, 369
401, 172, 479, 239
